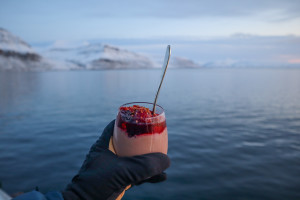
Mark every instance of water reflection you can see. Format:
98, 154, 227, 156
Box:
0, 72, 40, 113
0, 69, 300, 200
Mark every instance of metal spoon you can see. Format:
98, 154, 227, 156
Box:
152, 45, 171, 114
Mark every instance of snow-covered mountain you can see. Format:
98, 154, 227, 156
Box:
0, 28, 202, 70
44, 43, 156, 70
169, 56, 201, 68
0, 28, 51, 71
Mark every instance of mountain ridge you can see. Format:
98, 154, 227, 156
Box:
0, 28, 52, 71
0, 28, 201, 71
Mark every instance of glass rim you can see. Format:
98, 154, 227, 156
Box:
119, 102, 165, 119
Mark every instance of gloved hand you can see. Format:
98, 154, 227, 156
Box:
62, 120, 170, 200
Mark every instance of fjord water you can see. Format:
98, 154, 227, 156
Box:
0, 69, 300, 200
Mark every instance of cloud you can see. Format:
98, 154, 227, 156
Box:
112, 34, 300, 66
87, 0, 300, 20
288, 59, 300, 64
1, 0, 299, 42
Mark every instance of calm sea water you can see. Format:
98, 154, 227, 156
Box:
0, 69, 300, 200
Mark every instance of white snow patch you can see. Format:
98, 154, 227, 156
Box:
0, 28, 35, 54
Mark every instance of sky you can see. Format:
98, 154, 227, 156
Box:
0, 0, 300, 65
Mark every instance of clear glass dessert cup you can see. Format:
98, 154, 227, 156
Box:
112, 102, 168, 157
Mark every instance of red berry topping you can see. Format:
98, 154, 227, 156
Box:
117, 105, 166, 137
119, 105, 159, 123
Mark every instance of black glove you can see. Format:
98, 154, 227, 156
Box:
62, 120, 170, 200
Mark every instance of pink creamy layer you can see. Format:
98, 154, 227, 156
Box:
113, 126, 168, 156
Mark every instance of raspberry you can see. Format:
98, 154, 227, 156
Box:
120, 105, 158, 123
117, 105, 166, 137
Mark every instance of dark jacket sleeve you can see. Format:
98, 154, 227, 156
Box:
13, 191, 63, 200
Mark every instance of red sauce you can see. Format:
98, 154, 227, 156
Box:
117, 105, 166, 137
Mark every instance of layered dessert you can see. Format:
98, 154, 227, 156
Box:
113, 103, 168, 157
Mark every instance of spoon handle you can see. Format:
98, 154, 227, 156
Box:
153, 45, 171, 114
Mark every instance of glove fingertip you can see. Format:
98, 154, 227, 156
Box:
148, 153, 171, 171
135, 172, 167, 185
129, 153, 170, 177
101, 120, 115, 138
90, 120, 115, 152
